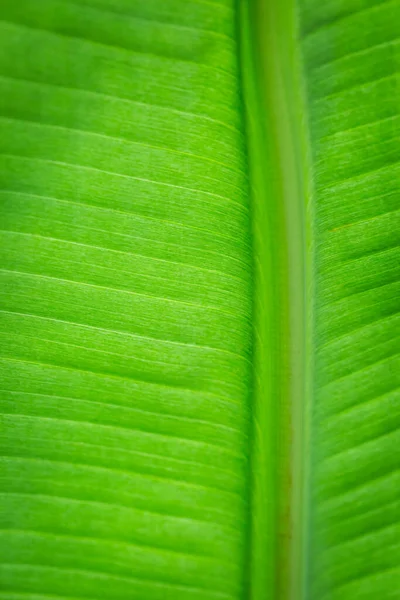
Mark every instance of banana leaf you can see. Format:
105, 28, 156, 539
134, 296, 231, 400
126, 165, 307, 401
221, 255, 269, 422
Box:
0, 0, 398, 598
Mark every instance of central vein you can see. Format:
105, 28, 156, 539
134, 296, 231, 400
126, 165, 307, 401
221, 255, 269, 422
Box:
238, 0, 312, 598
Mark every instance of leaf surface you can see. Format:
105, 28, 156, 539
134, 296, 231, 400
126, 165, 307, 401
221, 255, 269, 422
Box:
0, 0, 399, 599
0, 1, 252, 598
298, 0, 400, 597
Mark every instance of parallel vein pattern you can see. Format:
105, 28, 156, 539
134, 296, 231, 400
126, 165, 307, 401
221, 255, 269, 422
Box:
0, 1, 252, 598
299, 0, 400, 598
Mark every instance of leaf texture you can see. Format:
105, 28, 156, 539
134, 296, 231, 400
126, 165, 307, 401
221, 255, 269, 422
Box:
0, 1, 253, 598
299, 0, 400, 597
0, 0, 399, 599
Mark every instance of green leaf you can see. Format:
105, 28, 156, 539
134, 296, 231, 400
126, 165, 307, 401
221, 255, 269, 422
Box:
299, 1, 400, 598
0, 1, 252, 598
0, 0, 398, 599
